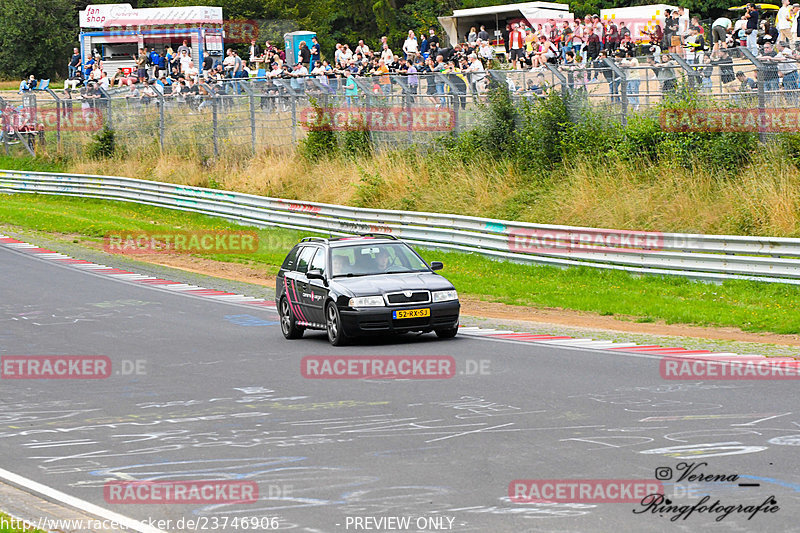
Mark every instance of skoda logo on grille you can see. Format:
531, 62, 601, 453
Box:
403, 291, 413, 298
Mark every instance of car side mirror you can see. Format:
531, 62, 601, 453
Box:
430, 261, 444, 271
306, 269, 325, 280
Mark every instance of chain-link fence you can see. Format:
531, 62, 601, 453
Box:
1, 46, 797, 158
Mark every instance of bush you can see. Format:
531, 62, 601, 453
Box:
86, 126, 117, 159
298, 101, 338, 160
341, 126, 372, 156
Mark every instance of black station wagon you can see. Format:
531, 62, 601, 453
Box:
276, 235, 460, 345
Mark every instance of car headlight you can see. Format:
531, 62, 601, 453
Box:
348, 295, 385, 307
432, 290, 458, 302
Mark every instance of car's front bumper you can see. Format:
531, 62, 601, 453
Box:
339, 301, 460, 336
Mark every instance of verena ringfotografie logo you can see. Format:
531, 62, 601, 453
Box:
301, 356, 455, 379
661, 356, 800, 380
103, 231, 259, 255
104, 480, 258, 504
299, 107, 455, 132
509, 479, 664, 503
661, 108, 800, 133
508, 228, 663, 254
1, 356, 112, 379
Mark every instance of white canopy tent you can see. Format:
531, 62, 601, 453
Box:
438, 2, 572, 47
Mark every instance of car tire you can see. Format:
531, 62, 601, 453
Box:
326, 302, 349, 346
279, 296, 304, 339
435, 325, 459, 339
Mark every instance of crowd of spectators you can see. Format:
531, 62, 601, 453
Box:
31, 2, 800, 110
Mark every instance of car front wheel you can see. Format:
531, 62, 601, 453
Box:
326, 302, 349, 346
435, 325, 459, 339
279, 296, 304, 339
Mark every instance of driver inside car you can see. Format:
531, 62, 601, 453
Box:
375, 248, 392, 271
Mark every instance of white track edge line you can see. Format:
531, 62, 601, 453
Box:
0, 467, 168, 533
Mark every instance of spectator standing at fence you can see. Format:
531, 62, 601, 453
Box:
148, 48, 160, 78
733, 70, 757, 104
403, 30, 419, 61
793, 4, 800, 44
380, 43, 394, 63
298, 41, 311, 67
745, 3, 760, 55
778, 0, 794, 44
246, 39, 260, 68
758, 41, 780, 100
712, 17, 732, 51
177, 40, 192, 57
508, 23, 526, 69
179, 49, 192, 74
620, 49, 640, 110
464, 53, 485, 93
223, 48, 236, 77
310, 37, 321, 66
355, 40, 370, 57
678, 7, 690, 50
343, 69, 358, 106
479, 39, 494, 66
68, 48, 81, 78
655, 54, 677, 93
408, 58, 419, 96
135, 48, 148, 82
478, 26, 490, 42
713, 49, 736, 87
685, 26, 705, 65
776, 40, 799, 102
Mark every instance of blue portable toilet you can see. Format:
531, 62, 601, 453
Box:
284, 31, 316, 66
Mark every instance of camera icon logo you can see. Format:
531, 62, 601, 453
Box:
655, 467, 673, 480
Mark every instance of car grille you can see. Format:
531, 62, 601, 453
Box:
392, 317, 431, 328
385, 290, 430, 305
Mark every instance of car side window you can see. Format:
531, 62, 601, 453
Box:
281, 246, 300, 271
309, 247, 326, 276
296, 246, 317, 274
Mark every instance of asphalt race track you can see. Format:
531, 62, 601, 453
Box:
1, 243, 799, 533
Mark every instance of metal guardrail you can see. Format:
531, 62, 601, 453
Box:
2, 169, 800, 285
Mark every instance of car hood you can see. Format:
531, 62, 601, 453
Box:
332, 272, 455, 297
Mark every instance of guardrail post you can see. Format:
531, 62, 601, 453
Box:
212, 96, 219, 158
603, 58, 628, 126
291, 95, 297, 145
158, 93, 165, 153
249, 91, 256, 154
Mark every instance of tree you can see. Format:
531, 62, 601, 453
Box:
0, 0, 78, 79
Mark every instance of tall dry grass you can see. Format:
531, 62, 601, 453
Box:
66, 144, 800, 237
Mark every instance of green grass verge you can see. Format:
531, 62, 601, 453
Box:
0, 512, 45, 533
0, 155, 67, 173
2, 193, 800, 335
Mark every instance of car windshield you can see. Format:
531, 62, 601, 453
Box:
331, 243, 429, 277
